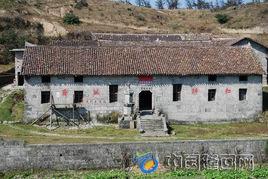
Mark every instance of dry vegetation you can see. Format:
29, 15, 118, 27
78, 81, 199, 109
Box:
1, 0, 267, 34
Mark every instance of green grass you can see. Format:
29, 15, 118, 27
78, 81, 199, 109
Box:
0, 120, 267, 144
2, 167, 268, 179
0, 90, 24, 121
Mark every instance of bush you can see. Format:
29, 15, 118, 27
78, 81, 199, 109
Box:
97, 112, 120, 124
63, 13, 80, 25
215, 14, 230, 24
136, 13, 146, 21
74, 0, 88, 9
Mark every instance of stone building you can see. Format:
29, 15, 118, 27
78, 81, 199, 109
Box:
21, 44, 263, 127
11, 33, 268, 134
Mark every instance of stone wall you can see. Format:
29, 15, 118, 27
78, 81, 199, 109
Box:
0, 139, 267, 172
24, 75, 262, 123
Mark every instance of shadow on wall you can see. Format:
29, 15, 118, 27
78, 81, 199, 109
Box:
263, 87, 268, 111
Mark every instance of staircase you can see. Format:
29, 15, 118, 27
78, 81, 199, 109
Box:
137, 110, 169, 137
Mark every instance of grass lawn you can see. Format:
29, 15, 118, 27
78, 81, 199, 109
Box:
0, 120, 267, 144
2, 167, 268, 179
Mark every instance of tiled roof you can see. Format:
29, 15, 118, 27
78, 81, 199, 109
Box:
50, 40, 99, 47
22, 46, 263, 76
92, 33, 213, 41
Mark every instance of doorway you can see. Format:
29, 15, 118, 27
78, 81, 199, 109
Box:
139, 91, 152, 111
18, 73, 24, 86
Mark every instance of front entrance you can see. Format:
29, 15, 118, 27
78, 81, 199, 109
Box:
139, 91, 152, 111
18, 74, 24, 86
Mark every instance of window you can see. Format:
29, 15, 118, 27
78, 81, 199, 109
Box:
239, 89, 247, 101
239, 75, 248, 82
208, 89, 216, 101
74, 76, 83, 83
41, 76, 51, 83
41, 91, 50, 104
109, 85, 118, 103
74, 91, 83, 103
173, 84, 182, 101
208, 75, 217, 82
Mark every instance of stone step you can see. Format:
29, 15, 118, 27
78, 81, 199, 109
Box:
141, 131, 168, 137
141, 126, 164, 129
138, 114, 168, 137
141, 124, 163, 127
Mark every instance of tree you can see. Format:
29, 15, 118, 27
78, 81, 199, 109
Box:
194, 0, 210, 9
156, 0, 165, 9
166, 0, 179, 9
215, 0, 220, 9
225, 0, 243, 7
136, 0, 143, 6
135, 0, 151, 7
185, 0, 195, 9
143, 0, 151, 8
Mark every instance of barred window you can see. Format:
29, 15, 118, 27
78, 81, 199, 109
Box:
239, 89, 247, 101
208, 89, 216, 101
41, 91, 50, 104
109, 85, 118, 103
74, 91, 83, 103
173, 84, 182, 101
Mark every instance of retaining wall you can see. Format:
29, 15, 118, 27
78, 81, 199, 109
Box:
0, 139, 267, 171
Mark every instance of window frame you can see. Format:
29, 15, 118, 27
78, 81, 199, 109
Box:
74, 75, 84, 83
109, 85, 118, 103
208, 89, 216, 102
173, 84, 182, 102
41, 91, 50, 104
239, 88, 247, 101
41, 76, 51, 83
74, 91, 84, 103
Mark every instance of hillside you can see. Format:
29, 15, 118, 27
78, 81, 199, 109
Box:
0, 0, 267, 67
1, 0, 267, 33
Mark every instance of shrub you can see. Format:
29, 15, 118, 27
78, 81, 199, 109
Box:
136, 13, 146, 21
74, 0, 88, 9
215, 14, 230, 24
63, 13, 80, 25
97, 112, 120, 124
